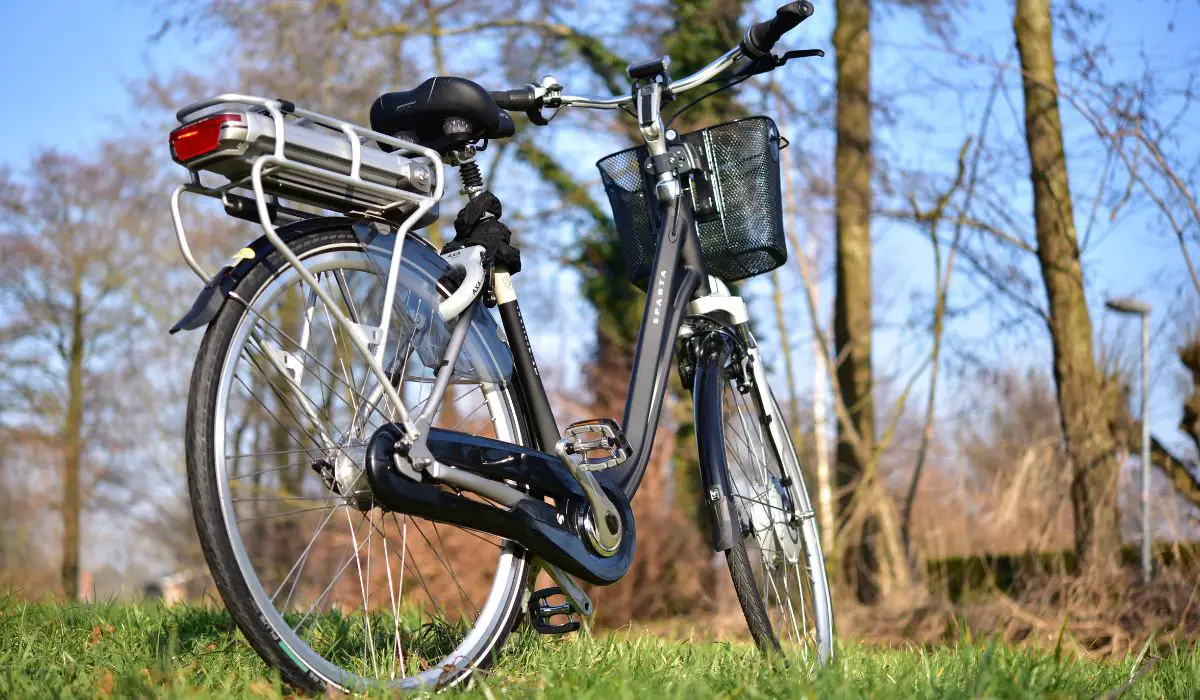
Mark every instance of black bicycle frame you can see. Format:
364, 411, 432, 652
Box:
501, 182, 709, 502
363, 180, 711, 584
360, 140, 720, 585
608, 190, 708, 499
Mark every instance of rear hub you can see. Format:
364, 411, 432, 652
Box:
311, 438, 374, 511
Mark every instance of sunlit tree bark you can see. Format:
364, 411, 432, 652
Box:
833, 0, 888, 603
1014, 0, 1120, 574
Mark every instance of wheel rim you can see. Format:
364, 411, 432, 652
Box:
722, 377, 827, 663
211, 241, 526, 691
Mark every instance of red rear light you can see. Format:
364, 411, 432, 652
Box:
169, 113, 243, 162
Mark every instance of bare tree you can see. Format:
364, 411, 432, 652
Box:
0, 145, 162, 598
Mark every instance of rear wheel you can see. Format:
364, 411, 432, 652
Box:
713, 340, 833, 665
186, 223, 531, 692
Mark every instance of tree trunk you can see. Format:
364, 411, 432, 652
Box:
1014, 0, 1121, 574
811, 265, 834, 557
61, 285, 85, 600
833, 0, 883, 603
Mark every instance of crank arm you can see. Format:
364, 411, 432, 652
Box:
555, 440, 623, 557
534, 558, 595, 618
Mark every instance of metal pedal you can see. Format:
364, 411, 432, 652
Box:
529, 587, 581, 635
562, 418, 631, 471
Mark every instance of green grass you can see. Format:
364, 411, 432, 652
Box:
1, 599, 1196, 698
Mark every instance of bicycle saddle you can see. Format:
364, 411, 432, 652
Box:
370, 76, 515, 152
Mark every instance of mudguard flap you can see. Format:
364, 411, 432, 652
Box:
163, 213, 348, 333
169, 265, 236, 334
167, 216, 366, 335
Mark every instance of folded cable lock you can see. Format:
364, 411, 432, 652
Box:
440, 191, 521, 306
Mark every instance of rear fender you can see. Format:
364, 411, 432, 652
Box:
167, 216, 512, 379
169, 216, 354, 334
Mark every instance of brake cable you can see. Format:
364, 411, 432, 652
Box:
666, 74, 753, 130
665, 48, 824, 130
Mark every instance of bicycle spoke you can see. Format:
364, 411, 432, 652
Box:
293, 512, 374, 633
238, 298, 398, 428
343, 506, 379, 678
228, 447, 326, 460
366, 515, 453, 625
273, 492, 343, 608
240, 504, 348, 522
233, 496, 337, 503
229, 458, 322, 482
381, 512, 406, 679
413, 519, 480, 619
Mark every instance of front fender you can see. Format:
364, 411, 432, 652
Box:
693, 331, 740, 552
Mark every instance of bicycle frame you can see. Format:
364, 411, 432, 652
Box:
167, 87, 753, 587
495, 74, 728, 502
361, 155, 729, 585
584, 177, 708, 500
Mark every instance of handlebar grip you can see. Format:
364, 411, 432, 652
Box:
490, 88, 539, 111
743, 1, 815, 56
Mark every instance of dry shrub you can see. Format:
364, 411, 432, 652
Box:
986, 567, 1200, 656
834, 560, 1200, 658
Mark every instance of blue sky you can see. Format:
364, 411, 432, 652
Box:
2, 0, 1198, 445
0, 2, 194, 164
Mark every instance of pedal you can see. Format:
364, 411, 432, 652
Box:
529, 587, 581, 635
562, 418, 631, 471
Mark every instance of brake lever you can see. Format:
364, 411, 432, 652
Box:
525, 108, 550, 126
734, 48, 825, 80
779, 48, 825, 62
525, 75, 566, 126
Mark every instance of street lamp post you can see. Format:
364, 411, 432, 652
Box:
1105, 296, 1153, 584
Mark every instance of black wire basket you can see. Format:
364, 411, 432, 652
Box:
596, 116, 787, 288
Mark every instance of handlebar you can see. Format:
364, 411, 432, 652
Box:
743, 0, 814, 57
490, 88, 539, 112
491, 1, 815, 116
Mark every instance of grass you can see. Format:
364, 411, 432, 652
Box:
1, 598, 1196, 698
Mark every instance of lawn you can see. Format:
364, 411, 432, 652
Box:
1, 599, 1195, 698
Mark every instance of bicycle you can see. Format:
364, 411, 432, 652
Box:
166, 1, 831, 692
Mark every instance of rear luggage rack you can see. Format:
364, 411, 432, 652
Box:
168, 93, 449, 435
169, 94, 444, 279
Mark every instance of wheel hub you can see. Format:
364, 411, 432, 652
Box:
742, 476, 801, 566
312, 439, 374, 510
334, 440, 374, 509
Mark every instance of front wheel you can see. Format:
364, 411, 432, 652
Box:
700, 334, 834, 665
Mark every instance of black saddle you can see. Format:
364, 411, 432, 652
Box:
370, 76, 514, 152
